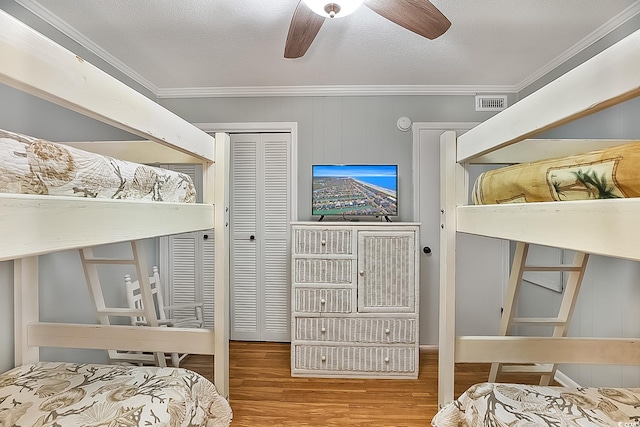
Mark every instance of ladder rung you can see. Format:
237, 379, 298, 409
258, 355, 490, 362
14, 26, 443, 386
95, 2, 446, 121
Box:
501, 364, 554, 374
97, 308, 146, 316
512, 317, 567, 326
82, 257, 137, 265
523, 264, 582, 272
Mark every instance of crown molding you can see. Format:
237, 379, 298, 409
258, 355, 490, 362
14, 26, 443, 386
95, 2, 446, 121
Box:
156, 85, 517, 98
15, 0, 160, 95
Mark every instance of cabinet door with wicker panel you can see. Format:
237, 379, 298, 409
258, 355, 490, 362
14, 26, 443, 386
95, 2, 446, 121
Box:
290, 223, 419, 379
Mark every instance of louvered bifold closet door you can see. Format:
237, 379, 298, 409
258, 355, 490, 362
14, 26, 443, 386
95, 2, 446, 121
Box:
230, 137, 259, 340
160, 164, 214, 329
230, 133, 291, 342
261, 134, 290, 341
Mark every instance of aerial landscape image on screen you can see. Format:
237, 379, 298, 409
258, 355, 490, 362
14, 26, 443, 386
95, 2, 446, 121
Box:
312, 164, 397, 217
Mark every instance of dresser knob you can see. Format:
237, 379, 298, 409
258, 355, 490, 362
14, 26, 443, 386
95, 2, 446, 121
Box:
321, 240, 326, 246
385, 328, 390, 334
321, 356, 327, 362
320, 327, 326, 333
320, 298, 326, 304
384, 357, 390, 363
359, 270, 364, 276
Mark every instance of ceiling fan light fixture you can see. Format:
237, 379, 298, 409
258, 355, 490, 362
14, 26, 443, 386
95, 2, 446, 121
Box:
304, 0, 364, 18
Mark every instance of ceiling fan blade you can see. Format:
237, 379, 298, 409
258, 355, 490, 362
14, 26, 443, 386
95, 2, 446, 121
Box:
284, 1, 326, 59
364, 0, 451, 40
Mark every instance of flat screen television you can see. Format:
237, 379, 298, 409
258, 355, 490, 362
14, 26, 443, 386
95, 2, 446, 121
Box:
312, 164, 398, 218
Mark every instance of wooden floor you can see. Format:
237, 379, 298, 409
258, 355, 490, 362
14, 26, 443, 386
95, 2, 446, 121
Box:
182, 341, 550, 427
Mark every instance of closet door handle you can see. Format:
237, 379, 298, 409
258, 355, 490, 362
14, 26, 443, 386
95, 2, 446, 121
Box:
249, 235, 255, 241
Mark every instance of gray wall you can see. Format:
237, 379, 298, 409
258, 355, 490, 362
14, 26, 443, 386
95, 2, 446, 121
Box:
159, 95, 503, 222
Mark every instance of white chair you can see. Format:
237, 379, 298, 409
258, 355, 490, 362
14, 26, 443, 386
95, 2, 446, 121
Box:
124, 266, 204, 367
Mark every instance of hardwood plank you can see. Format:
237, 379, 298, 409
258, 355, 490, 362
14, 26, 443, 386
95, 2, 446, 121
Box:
182, 341, 554, 426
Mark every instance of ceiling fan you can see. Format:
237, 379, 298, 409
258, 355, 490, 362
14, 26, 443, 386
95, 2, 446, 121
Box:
284, 0, 451, 59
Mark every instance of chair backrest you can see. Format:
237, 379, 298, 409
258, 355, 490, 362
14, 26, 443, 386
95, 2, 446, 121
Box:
124, 266, 167, 325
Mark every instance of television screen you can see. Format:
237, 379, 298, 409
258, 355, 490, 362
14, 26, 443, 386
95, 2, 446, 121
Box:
312, 164, 398, 217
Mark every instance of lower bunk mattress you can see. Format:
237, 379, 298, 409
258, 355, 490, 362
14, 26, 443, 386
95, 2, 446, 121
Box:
0, 362, 232, 426
0, 128, 196, 202
432, 382, 640, 426
472, 141, 640, 204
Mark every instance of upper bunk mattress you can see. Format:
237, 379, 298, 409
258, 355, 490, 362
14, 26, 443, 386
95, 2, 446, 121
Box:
0, 129, 196, 202
472, 141, 640, 204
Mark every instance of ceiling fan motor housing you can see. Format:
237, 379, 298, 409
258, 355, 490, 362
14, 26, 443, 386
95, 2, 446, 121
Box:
325, 3, 341, 18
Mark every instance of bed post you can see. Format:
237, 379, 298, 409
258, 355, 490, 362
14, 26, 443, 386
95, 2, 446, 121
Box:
438, 131, 467, 407
14, 256, 40, 365
213, 132, 231, 399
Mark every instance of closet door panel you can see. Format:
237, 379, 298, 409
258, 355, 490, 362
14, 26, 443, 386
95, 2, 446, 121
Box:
230, 136, 259, 339
262, 135, 290, 340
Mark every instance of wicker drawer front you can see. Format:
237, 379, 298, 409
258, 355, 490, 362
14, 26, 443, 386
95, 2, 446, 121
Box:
294, 288, 352, 313
294, 228, 352, 255
293, 345, 417, 374
295, 259, 353, 284
294, 317, 416, 343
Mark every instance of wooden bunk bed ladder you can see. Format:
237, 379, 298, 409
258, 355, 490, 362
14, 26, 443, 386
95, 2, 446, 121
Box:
489, 242, 589, 385
79, 240, 166, 367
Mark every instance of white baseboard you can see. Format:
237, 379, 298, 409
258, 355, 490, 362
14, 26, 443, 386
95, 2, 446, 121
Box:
419, 344, 438, 351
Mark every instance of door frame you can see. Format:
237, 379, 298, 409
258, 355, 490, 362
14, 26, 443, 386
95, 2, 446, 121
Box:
198, 122, 297, 341
411, 122, 510, 346
196, 122, 298, 223
411, 122, 479, 221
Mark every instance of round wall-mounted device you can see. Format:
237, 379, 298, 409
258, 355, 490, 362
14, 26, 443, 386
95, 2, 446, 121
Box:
396, 116, 412, 132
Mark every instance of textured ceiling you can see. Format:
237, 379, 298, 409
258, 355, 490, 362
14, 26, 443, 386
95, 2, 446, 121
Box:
9, 0, 640, 96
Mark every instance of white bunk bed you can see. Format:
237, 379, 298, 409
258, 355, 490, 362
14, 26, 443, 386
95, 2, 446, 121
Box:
434, 27, 640, 425
0, 9, 231, 426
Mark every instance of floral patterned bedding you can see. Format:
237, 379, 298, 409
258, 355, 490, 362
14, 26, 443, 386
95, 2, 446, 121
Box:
432, 382, 640, 426
0, 362, 232, 426
0, 128, 196, 202
472, 141, 640, 204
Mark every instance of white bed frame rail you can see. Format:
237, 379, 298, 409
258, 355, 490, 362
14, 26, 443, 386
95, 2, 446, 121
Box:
439, 28, 640, 406
1, 9, 231, 398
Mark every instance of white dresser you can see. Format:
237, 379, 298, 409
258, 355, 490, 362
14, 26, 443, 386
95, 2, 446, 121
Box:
290, 222, 419, 378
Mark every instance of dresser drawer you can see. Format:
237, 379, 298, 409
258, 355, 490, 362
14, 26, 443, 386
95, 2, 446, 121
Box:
294, 317, 416, 343
294, 258, 353, 284
294, 288, 352, 313
293, 344, 417, 376
294, 228, 352, 255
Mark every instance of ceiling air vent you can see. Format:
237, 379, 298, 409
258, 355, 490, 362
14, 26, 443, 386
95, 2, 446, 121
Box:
475, 95, 508, 111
